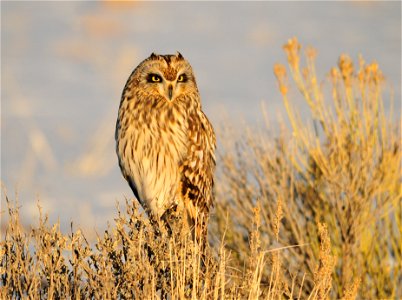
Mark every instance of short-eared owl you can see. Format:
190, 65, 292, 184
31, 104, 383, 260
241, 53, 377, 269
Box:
116, 52, 216, 238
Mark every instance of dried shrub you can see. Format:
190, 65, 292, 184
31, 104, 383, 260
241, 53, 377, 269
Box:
212, 37, 401, 298
2, 38, 400, 299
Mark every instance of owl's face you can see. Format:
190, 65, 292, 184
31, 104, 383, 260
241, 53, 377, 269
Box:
134, 52, 199, 104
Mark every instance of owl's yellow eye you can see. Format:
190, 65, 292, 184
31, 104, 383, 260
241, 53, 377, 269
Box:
147, 74, 162, 83
177, 74, 187, 82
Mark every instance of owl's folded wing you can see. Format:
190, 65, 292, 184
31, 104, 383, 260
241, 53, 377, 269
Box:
179, 111, 216, 223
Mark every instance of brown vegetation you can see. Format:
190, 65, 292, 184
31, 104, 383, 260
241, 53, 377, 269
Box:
1, 38, 400, 299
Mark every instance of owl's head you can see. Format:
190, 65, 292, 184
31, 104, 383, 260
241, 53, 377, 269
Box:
129, 52, 199, 104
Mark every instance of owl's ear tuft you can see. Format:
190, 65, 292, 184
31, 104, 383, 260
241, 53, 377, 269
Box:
176, 51, 184, 60
149, 52, 158, 60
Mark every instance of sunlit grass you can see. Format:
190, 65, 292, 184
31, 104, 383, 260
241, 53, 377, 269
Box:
1, 38, 400, 299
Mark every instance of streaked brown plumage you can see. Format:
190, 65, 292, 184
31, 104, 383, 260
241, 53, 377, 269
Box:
115, 52, 216, 239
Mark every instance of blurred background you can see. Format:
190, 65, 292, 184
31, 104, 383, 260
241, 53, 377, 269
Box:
1, 1, 400, 237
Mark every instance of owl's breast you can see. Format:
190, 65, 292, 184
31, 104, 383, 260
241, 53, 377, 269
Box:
117, 103, 189, 217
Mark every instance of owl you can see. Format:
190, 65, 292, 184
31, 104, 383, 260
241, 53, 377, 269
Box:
115, 52, 216, 239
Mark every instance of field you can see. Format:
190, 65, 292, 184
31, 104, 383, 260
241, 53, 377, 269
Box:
1, 38, 401, 299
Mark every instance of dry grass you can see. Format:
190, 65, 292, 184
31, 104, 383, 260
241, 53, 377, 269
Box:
1, 38, 400, 299
1, 197, 320, 299
212, 37, 401, 299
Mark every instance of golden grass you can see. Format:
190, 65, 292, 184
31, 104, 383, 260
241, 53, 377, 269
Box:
1, 38, 400, 299
212, 37, 400, 299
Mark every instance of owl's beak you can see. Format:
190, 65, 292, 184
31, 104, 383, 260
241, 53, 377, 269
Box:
168, 84, 173, 100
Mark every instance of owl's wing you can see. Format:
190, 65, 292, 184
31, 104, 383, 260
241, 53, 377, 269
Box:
180, 110, 216, 224
117, 150, 141, 204
127, 176, 141, 203
115, 119, 141, 205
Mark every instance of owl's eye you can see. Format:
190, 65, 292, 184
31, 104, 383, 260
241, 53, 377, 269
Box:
147, 74, 162, 83
177, 74, 188, 82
